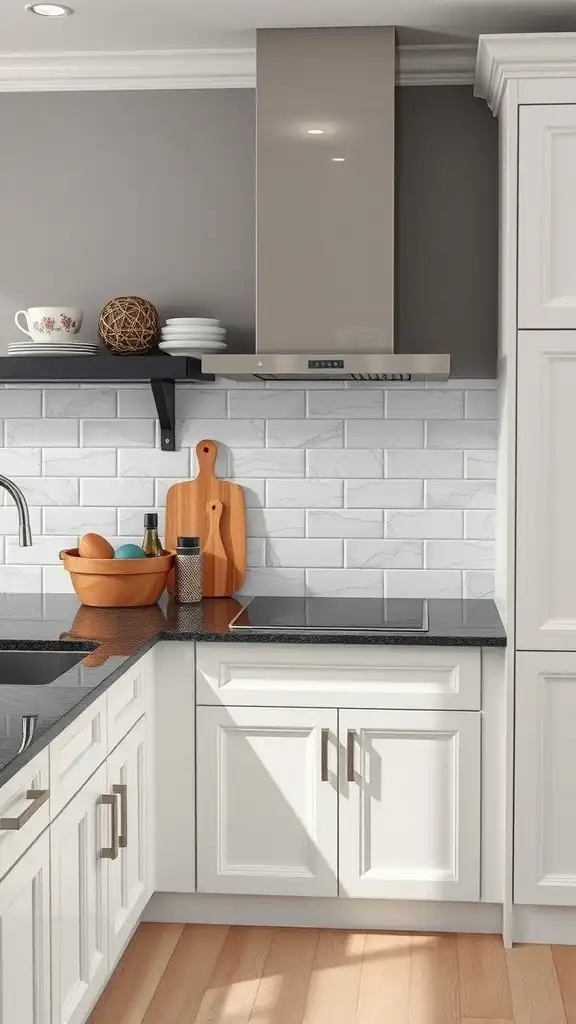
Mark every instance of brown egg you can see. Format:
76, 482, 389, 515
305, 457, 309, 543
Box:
79, 533, 115, 559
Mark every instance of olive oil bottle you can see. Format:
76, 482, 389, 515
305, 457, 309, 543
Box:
141, 512, 163, 556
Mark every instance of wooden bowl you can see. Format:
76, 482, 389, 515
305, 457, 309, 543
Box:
59, 548, 174, 608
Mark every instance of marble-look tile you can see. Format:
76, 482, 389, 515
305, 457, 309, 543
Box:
42, 565, 75, 594
232, 479, 266, 508
426, 420, 498, 450
43, 507, 116, 537
8, 477, 79, 506
305, 569, 383, 598
307, 449, 383, 479
464, 570, 495, 598
118, 448, 190, 478
229, 449, 304, 478
345, 539, 422, 569
176, 390, 228, 419
154, 478, 186, 507
346, 420, 424, 449
6, 419, 79, 447
180, 419, 265, 449
345, 479, 423, 508
306, 509, 382, 538
81, 477, 154, 506
0, 507, 41, 535
307, 390, 383, 418
237, 567, 305, 597
465, 390, 498, 419
425, 479, 496, 509
266, 479, 343, 508
118, 507, 165, 536
6, 535, 76, 564
464, 450, 497, 479
0, 566, 42, 593
0, 390, 42, 417
246, 509, 305, 538
385, 509, 463, 539
229, 389, 305, 419
386, 389, 464, 419
426, 378, 496, 390
44, 388, 117, 418
0, 448, 41, 476
267, 538, 343, 568
43, 448, 117, 477
464, 510, 496, 540
117, 388, 157, 418
247, 538, 266, 567
385, 569, 463, 598
425, 540, 495, 570
266, 420, 343, 448
81, 419, 155, 448
386, 449, 463, 479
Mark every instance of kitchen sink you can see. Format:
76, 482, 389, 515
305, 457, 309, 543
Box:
0, 650, 91, 686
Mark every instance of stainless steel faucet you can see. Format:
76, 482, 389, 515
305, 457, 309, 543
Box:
0, 475, 32, 546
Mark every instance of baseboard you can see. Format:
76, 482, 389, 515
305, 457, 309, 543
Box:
513, 904, 576, 944
143, 892, 502, 935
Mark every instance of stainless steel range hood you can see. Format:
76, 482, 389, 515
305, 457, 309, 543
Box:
202, 27, 450, 383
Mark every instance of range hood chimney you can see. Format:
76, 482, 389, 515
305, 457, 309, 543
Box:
202, 27, 450, 382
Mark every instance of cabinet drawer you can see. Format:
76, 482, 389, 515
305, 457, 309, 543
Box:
49, 694, 107, 816
107, 658, 149, 752
196, 643, 481, 710
0, 749, 50, 881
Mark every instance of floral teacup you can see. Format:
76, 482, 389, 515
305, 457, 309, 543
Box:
15, 306, 83, 342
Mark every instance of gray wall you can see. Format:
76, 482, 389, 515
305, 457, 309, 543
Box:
0, 86, 497, 374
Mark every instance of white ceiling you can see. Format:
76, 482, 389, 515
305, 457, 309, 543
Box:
4, 0, 576, 53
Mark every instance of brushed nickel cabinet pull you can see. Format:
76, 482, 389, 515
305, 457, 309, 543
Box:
0, 789, 49, 831
346, 731, 356, 783
113, 784, 128, 848
101, 793, 119, 860
321, 729, 329, 782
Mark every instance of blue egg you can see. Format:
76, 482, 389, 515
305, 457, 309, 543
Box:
114, 543, 148, 560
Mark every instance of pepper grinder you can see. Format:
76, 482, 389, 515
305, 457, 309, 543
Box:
174, 536, 203, 604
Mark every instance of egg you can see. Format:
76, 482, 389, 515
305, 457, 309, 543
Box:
79, 533, 114, 559
114, 543, 148, 560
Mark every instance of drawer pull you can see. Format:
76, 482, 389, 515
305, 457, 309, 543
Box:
346, 731, 356, 783
113, 784, 128, 848
321, 729, 329, 782
101, 793, 119, 860
0, 789, 48, 830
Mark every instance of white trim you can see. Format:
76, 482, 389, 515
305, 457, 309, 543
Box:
513, 905, 576, 945
0, 43, 477, 92
475, 33, 576, 114
143, 892, 502, 934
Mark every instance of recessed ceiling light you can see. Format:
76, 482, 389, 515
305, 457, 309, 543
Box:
307, 129, 324, 135
26, 3, 73, 16
332, 157, 346, 162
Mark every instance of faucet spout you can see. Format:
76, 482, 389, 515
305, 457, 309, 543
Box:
0, 475, 32, 546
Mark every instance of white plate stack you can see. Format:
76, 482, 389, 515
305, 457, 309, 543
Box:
8, 340, 99, 357
159, 318, 227, 357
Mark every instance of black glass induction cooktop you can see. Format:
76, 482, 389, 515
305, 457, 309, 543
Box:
230, 597, 429, 634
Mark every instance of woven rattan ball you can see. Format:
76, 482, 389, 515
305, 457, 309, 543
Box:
98, 296, 159, 354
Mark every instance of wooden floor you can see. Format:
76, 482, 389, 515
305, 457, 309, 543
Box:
88, 923, 576, 1024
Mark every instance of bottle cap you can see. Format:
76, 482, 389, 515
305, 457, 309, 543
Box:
144, 513, 158, 528
177, 536, 200, 549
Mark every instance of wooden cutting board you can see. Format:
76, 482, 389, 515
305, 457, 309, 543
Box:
164, 439, 246, 597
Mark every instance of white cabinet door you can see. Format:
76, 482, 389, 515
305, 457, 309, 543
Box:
519, 105, 576, 328
0, 830, 50, 1024
516, 331, 576, 650
197, 706, 338, 897
339, 709, 480, 901
515, 651, 576, 906
107, 717, 150, 963
50, 764, 108, 1024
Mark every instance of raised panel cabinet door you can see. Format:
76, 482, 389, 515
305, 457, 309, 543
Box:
516, 331, 576, 649
197, 706, 338, 897
50, 763, 108, 1024
519, 105, 576, 328
0, 830, 50, 1024
107, 717, 150, 964
515, 651, 576, 905
338, 709, 480, 901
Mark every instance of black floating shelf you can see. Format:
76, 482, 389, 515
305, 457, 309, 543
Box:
0, 354, 215, 451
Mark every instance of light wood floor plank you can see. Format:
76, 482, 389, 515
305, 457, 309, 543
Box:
88, 923, 184, 1024
356, 932, 410, 1024
248, 927, 319, 1024
506, 944, 567, 1024
301, 930, 366, 1024
194, 925, 274, 1024
552, 946, 576, 1024
141, 924, 229, 1024
458, 934, 513, 1020
409, 933, 460, 1024
460, 1019, 514, 1023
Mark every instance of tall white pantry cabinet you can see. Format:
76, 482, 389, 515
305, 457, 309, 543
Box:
476, 34, 576, 935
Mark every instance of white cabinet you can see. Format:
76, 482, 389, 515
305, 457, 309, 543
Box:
515, 651, 576, 905
197, 706, 338, 897
107, 717, 151, 963
518, 105, 576, 329
50, 764, 108, 1024
338, 709, 480, 901
0, 830, 50, 1024
516, 331, 576, 650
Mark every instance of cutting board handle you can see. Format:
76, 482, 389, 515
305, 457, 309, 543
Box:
204, 498, 229, 597
196, 439, 217, 476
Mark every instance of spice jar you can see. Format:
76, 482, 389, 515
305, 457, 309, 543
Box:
174, 536, 203, 604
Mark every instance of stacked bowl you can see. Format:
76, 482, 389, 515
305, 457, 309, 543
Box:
159, 318, 227, 357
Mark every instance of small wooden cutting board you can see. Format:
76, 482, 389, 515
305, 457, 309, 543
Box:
163, 439, 246, 597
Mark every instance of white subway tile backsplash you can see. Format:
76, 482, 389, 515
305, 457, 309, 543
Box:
237, 567, 305, 597
464, 571, 495, 598
307, 509, 382, 538
426, 420, 498, 450
42, 565, 75, 594
247, 509, 305, 538
386, 509, 463, 539
154, 478, 185, 507
229, 389, 305, 419
117, 389, 156, 418
232, 479, 266, 508
464, 510, 496, 540
387, 389, 464, 419
386, 449, 463, 479
464, 450, 497, 479
118, 508, 164, 536
9, 478, 79, 506
268, 538, 342, 568
44, 388, 117, 418
0, 390, 42, 417
247, 538, 266, 567
425, 480, 496, 509
0, 448, 41, 476
6, 536, 75, 565
266, 420, 343, 449
43, 448, 117, 477
0, 507, 41, 535
307, 390, 383, 418
386, 570, 462, 598
346, 420, 424, 449
345, 479, 423, 508
229, 449, 304, 478
345, 540, 422, 569
43, 507, 116, 537
118, 448, 190, 478
181, 419, 264, 450
465, 390, 498, 419
0, 566, 42, 593
81, 419, 155, 448
306, 569, 383, 598
6, 419, 79, 447
267, 479, 343, 508
425, 540, 495, 570
307, 449, 383, 479
81, 477, 153, 506
426, 378, 496, 390
176, 389, 227, 419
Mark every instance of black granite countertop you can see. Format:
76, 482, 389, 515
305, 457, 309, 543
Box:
0, 594, 506, 786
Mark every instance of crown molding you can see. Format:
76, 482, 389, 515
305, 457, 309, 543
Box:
475, 33, 576, 114
0, 42, 477, 92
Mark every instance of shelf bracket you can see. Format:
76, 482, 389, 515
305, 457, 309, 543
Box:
151, 379, 176, 451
